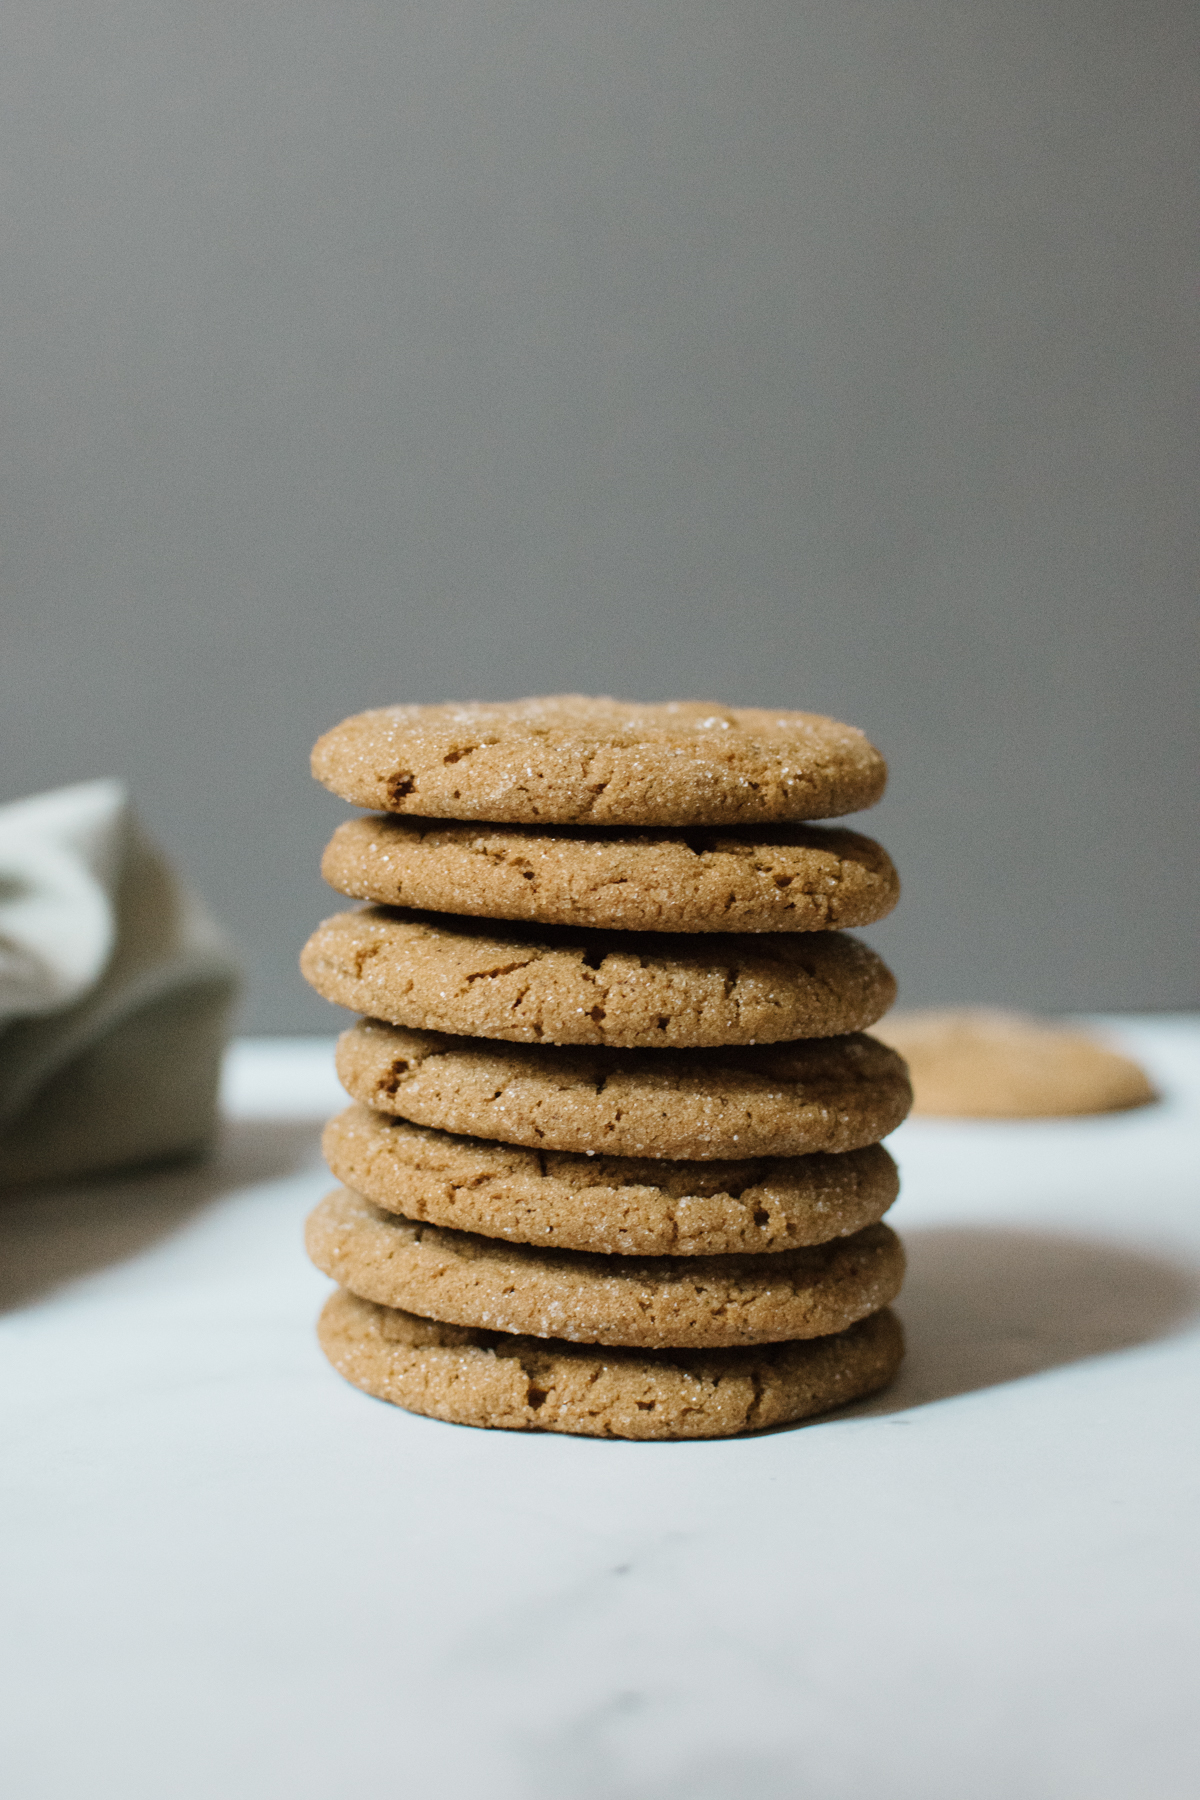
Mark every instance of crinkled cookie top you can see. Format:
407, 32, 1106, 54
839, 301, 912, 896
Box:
312, 696, 887, 826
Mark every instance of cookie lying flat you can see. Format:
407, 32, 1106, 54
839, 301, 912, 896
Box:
324, 1104, 900, 1255
321, 815, 900, 935
336, 1019, 912, 1159
302, 908, 895, 1048
311, 696, 887, 826
874, 1009, 1158, 1117
318, 1289, 905, 1438
306, 1187, 904, 1347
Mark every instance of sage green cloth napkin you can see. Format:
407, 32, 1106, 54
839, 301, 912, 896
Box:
0, 780, 240, 1186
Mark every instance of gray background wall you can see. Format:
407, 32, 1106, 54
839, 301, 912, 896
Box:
2, 1, 1196, 1032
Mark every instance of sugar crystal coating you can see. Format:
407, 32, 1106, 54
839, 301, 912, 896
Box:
312, 696, 887, 826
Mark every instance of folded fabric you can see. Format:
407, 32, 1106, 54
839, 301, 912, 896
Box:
0, 780, 240, 1186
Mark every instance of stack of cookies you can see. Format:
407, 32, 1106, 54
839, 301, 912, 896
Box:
302, 697, 912, 1440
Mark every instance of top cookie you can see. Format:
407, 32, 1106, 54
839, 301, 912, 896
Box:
311, 696, 887, 826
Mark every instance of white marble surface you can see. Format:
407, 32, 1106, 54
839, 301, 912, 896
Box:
3, 1021, 1199, 1800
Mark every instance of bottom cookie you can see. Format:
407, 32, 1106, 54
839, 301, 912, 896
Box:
317, 1288, 904, 1439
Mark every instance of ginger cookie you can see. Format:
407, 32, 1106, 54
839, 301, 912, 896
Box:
318, 1288, 905, 1438
301, 908, 896, 1048
336, 1019, 912, 1159
874, 1008, 1158, 1117
306, 1187, 904, 1348
311, 696, 886, 826
323, 1103, 899, 1255
321, 815, 900, 935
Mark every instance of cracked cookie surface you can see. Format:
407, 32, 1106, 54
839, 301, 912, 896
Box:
323, 1104, 899, 1254
317, 1289, 904, 1437
336, 1018, 911, 1160
301, 907, 896, 1047
321, 814, 900, 934
311, 695, 887, 825
306, 1187, 904, 1347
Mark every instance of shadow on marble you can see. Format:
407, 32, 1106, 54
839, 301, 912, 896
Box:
0, 1115, 325, 1313
849, 1224, 1200, 1417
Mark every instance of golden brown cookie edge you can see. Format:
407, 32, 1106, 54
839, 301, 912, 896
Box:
321, 1105, 901, 1255
311, 697, 887, 825
316, 1288, 905, 1438
320, 815, 901, 934
301, 907, 897, 1047
305, 1187, 906, 1348
333, 1019, 914, 1160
